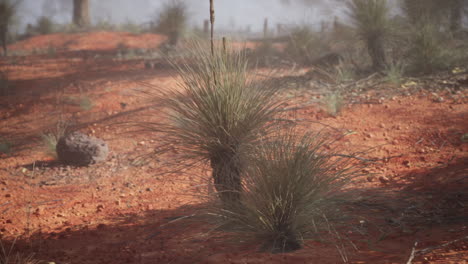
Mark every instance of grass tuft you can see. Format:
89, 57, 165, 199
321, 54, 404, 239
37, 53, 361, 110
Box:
205, 131, 362, 253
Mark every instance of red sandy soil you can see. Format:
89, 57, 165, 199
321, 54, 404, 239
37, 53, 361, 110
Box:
0, 32, 467, 264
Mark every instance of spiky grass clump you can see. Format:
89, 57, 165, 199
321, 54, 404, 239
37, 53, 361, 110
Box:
153, 0, 188, 46
152, 42, 282, 205
347, 0, 389, 70
207, 131, 361, 253
41, 118, 70, 158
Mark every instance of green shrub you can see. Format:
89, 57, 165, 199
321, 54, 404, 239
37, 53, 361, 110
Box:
36, 16, 54, 35
206, 131, 361, 253
152, 0, 188, 46
149, 41, 282, 206
284, 25, 332, 65
407, 23, 448, 74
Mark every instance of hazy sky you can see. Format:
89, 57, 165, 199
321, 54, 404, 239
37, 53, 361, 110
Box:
17, 0, 347, 32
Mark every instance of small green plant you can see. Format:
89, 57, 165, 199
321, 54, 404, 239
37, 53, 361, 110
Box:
41, 118, 70, 158
0, 70, 10, 96
152, 0, 188, 46
0, 138, 12, 155
323, 90, 344, 117
206, 131, 361, 253
64, 96, 93, 111
334, 59, 355, 83
384, 60, 405, 85
79, 97, 93, 111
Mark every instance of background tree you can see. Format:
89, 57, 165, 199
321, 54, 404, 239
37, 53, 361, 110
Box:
73, 0, 90, 27
347, 0, 390, 70
0, 0, 20, 56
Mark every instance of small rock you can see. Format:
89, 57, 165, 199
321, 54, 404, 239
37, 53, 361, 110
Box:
379, 123, 385, 128
5, 219, 12, 224
366, 176, 374, 182
97, 223, 106, 229
5, 193, 11, 198
138, 141, 146, 146
402, 160, 411, 168
378, 176, 389, 184
146, 187, 152, 192
96, 204, 105, 212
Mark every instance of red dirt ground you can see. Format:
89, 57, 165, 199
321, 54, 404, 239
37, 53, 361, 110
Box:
0, 32, 467, 264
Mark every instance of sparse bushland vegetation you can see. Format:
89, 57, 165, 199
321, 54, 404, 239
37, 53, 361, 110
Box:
152, 0, 188, 47
347, 0, 389, 70
204, 130, 362, 253
0, 70, 10, 96
147, 41, 283, 206
35, 16, 55, 35
0, 240, 40, 264
284, 25, 333, 66
0, 0, 20, 56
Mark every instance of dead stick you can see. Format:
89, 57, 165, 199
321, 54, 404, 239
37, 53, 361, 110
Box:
209, 0, 215, 56
416, 236, 468, 256
406, 241, 418, 264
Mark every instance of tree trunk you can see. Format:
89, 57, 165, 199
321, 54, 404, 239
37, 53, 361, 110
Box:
367, 36, 386, 70
211, 152, 242, 207
449, 0, 462, 33
73, 0, 90, 27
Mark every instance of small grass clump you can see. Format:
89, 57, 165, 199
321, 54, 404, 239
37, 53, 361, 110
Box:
322, 91, 344, 117
0, 70, 10, 96
384, 60, 405, 85
148, 41, 282, 206
1, 240, 40, 264
206, 131, 361, 253
0, 138, 12, 155
41, 118, 70, 158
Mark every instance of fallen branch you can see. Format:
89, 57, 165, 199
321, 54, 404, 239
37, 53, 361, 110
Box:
406, 241, 418, 264
416, 236, 468, 256
332, 154, 403, 163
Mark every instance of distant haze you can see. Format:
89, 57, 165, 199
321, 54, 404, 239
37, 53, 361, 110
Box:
17, 0, 348, 32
